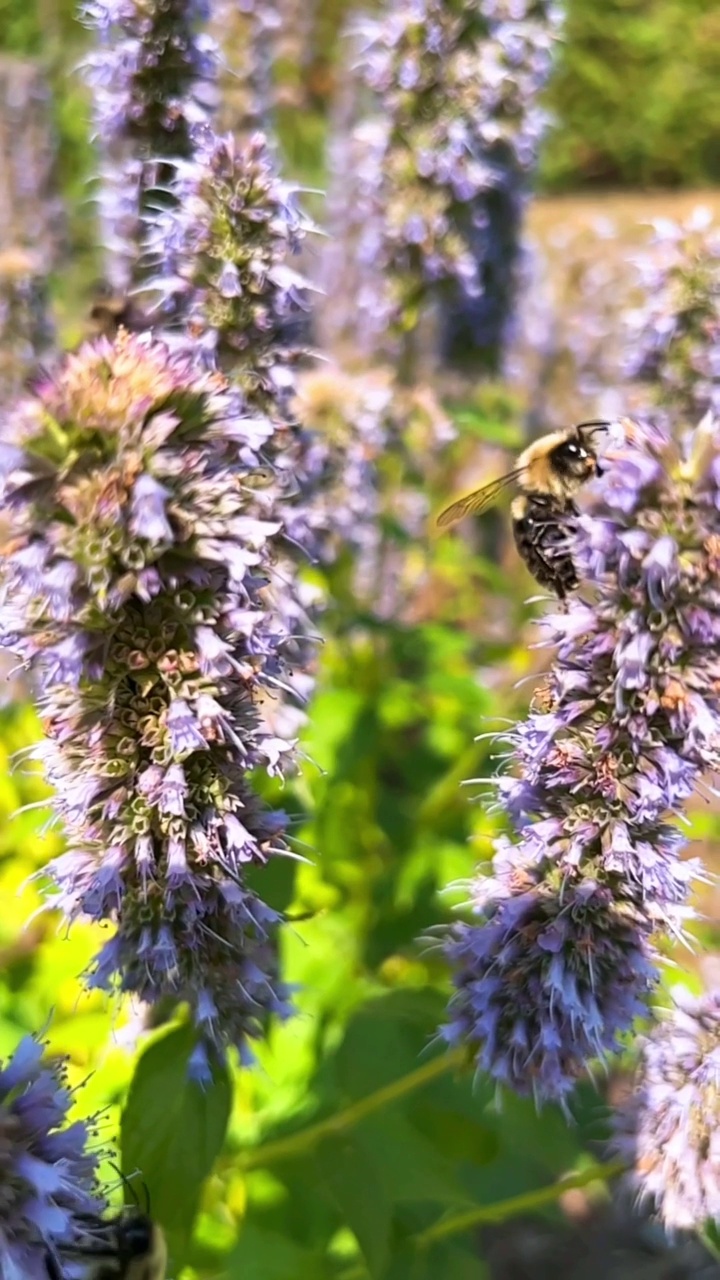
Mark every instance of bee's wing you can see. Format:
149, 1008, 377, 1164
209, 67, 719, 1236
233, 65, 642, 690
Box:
436, 467, 526, 529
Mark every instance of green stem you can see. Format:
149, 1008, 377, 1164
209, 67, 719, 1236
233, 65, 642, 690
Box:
238, 1047, 467, 1171
699, 1230, 720, 1266
412, 1158, 627, 1248
335, 1159, 626, 1280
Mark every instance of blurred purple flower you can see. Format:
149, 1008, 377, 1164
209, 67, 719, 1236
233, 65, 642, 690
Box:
443, 416, 720, 1102
83, 0, 219, 289
625, 209, 720, 428
613, 987, 720, 1230
291, 363, 453, 580
0, 330, 309, 1077
324, 0, 563, 364
147, 128, 310, 401
0, 1035, 104, 1280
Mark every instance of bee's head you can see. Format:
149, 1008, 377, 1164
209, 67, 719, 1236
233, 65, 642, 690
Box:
115, 1209, 155, 1260
551, 421, 609, 488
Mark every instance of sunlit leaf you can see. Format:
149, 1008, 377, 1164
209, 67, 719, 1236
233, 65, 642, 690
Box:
121, 1024, 232, 1251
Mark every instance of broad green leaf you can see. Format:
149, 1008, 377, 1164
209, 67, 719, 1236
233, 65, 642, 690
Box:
351, 1111, 471, 1207
245, 850, 297, 912
384, 1242, 488, 1280
120, 1024, 231, 1250
226, 1224, 328, 1280
314, 1133, 393, 1278
333, 989, 447, 1100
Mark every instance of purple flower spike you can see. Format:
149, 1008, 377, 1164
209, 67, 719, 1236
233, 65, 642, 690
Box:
625, 211, 720, 428
614, 988, 720, 1230
445, 877, 657, 1104
0, 1036, 104, 1280
147, 128, 311, 409
0, 330, 309, 1070
322, 0, 563, 362
443, 416, 720, 1102
82, 0, 219, 289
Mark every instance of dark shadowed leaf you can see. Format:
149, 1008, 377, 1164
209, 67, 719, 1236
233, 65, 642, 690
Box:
333, 989, 446, 1099
384, 1240, 488, 1280
225, 1224, 329, 1280
314, 1132, 393, 1278
120, 1024, 231, 1251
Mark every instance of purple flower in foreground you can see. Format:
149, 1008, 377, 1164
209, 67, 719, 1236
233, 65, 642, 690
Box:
0, 1035, 103, 1280
443, 416, 720, 1101
614, 988, 720, 1230
0, 330, 307, 1077
446, 876, 656, 1102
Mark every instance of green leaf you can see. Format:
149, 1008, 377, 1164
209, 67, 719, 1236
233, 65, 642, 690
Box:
120, 1025, 232, 1250
226, 1224, 328, 1280
352, 1111, 471, 1208
314, 1133, 393, 1278
334, 990, 446, 1100
245, 850, 297, 912
384, 1238, 488, 1280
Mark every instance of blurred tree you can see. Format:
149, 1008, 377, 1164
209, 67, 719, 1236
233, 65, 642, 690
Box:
541, 0, 720, 189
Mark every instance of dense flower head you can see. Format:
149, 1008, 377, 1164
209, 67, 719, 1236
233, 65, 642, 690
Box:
613, 987, 720, 1230
148, 127, 310, 402
446, 874, 657, 1102
338, 0, 563, 358
0, 329, 307, 1075
625, 209, 720, 427
444, 415, 720, 1101
83, 0, 219, 288
0, 1035, 104, 1280
148, 126, 351, 575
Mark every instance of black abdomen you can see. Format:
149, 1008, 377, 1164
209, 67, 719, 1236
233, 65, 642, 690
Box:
512, 495, 578, 598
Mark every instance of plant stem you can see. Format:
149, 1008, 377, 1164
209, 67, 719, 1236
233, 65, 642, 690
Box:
335, 1158, 626, 1280
238, 1046, 467, 1171
412, 1158, 627, 1248
699, 1229, 720, 1266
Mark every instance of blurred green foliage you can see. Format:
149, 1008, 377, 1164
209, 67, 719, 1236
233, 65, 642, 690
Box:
541, 0, 720, 189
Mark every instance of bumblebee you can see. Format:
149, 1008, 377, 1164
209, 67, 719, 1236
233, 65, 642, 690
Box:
437, 420, 610, 598
46, 1196, 166, 1280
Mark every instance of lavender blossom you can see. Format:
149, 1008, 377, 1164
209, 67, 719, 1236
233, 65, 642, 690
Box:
146, 126, 338, 577
614, 987, 720, 1230
0, 1035, 104, 1280
0, 330, 308, 1078
83, 0, 218, 290
0, 248, 54, 405
443, 416, 720, 1102
291, 364, 452, 574
211, 0, 277, 137
625, 209, 720, 427
147, 128, 310, 398
331, 0, 563, 365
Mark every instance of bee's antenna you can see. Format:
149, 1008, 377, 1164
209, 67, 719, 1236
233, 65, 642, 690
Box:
575, 419, 611, 437
109, 1160, 140, 1209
